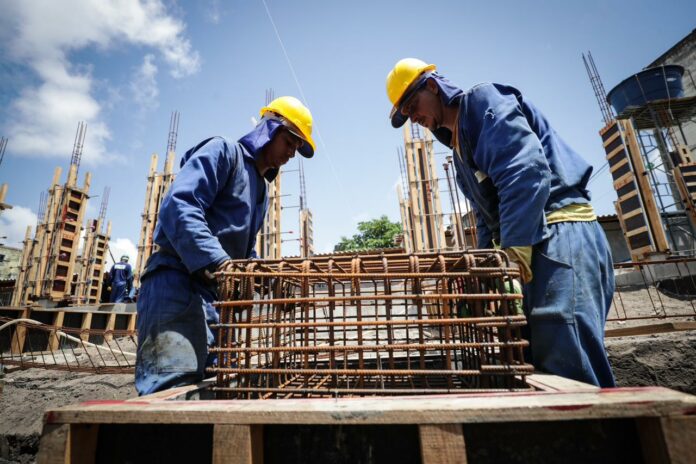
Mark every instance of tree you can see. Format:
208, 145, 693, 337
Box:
334, 215, 402, 252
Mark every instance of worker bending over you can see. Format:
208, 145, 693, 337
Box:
135, 97, 316, 395
386, 59, 615, 387
109, 255, 133, 303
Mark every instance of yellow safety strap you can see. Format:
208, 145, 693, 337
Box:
546, 203, 597, 224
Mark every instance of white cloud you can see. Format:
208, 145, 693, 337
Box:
0, 207, 38, 248
131, 54, 159, 112
106, 238, 138, 268
1, 0, 200, 164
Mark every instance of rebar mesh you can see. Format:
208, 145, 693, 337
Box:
0, 317, 136, 373
209, 250, 533, 399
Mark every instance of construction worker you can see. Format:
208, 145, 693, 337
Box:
386, 59, 615, 387
109, 255, 133, 303
135, 96, 315, 395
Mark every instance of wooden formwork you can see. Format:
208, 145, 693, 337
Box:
601, 119, 669, 261
36, 375, 696, 464
0, 304, 136, 354
133, 152, 176, 289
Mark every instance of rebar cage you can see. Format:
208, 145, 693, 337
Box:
210, 250, 533, 399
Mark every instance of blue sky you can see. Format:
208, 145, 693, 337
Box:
0, 0, 695, 263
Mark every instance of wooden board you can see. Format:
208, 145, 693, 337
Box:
37, 383, 696, 464
605, 321, 696, 338
43, 387, 696, 426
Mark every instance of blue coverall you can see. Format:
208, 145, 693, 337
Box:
134, 119, 282, 395
428, 75, 615, 387
109, 261, 133, 303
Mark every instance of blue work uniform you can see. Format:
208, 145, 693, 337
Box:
135, 119, 282, 395
430, 76, 615, 387
109, 261, 133, 303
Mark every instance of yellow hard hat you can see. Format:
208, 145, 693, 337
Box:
260, 96, 316, 158
386, 58, 436, 128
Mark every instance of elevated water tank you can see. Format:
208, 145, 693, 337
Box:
607, 65, 685, 115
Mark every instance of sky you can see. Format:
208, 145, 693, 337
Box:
0, 0, 695, 265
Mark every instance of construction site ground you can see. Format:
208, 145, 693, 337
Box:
1, 327, 695, 463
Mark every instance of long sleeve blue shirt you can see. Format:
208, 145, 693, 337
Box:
146, 136, 268, 275
451, 83, 593, 249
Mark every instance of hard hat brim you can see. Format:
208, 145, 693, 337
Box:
388, 74, 431, 128
390, 106, 408, 128
286, 127, 315, 158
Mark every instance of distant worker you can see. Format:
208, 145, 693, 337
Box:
386, 58, 615, 387
109, 255, 133, 303
135, 96, 315, 395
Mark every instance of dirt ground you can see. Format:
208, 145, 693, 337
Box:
1, 330, 695, 463
0, 370, 135, 463
606, 330, 696, 394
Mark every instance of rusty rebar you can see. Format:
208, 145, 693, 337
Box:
211, 250, 531, 399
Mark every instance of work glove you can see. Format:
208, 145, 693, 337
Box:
492, 240, 533, 285
504, 246, 533, 284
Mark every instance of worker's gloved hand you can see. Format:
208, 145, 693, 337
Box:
215, 259, 235, 283
503, 246, 533, 284
216, 259, 234, 273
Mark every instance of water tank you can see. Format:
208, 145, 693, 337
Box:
607, 65, 685, 115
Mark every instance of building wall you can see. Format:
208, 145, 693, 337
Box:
0, 245, 22, 279
648, 28, 696, 155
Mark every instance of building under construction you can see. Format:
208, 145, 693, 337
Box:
10, 123, 110, 306
584, 33, 696, 262
397, 121, 477, 253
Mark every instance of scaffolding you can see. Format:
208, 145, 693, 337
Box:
133, 113, 178, 287
585, 52, 696, 260
397, 122, 447, 253
255, 90, 284, 260
12, 123, 91, 305
74, 187, 111, 305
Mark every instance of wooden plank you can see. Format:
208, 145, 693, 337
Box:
606, 322, 696, 338
126, 313, 136, 333
36, 424, 69, 464
419, 424, 466, 464
614, 175, 635, 190
637, 416, 696, 464
10, 307, 30, 354
48, 311, 65, 351
212, 425, 263, 464
524, 374, 600, 392
607, 146, 626, 162
70, 424, 99, 464
625, 225, 649, 237
609, 157, 628, 173
80, 312, 93, 342
104, 313, 116, 342
614, 171, 633, 186
622, 209, 642, 220
44, 388, 696, 426
620, 119, 669, 252
602, 130, 621, 147
637, 417, 670, 464
617, 189, 639, 201
660, 416, 696, 464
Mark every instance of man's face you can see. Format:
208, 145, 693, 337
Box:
400, 79, 442, 131
264, 128, 302, 169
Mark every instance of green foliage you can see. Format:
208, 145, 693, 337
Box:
333, 215, 402, 252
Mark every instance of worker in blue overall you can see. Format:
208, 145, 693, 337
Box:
135, 97, 315, 395
109, 255, 133, 303
386, 59, 615, 387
